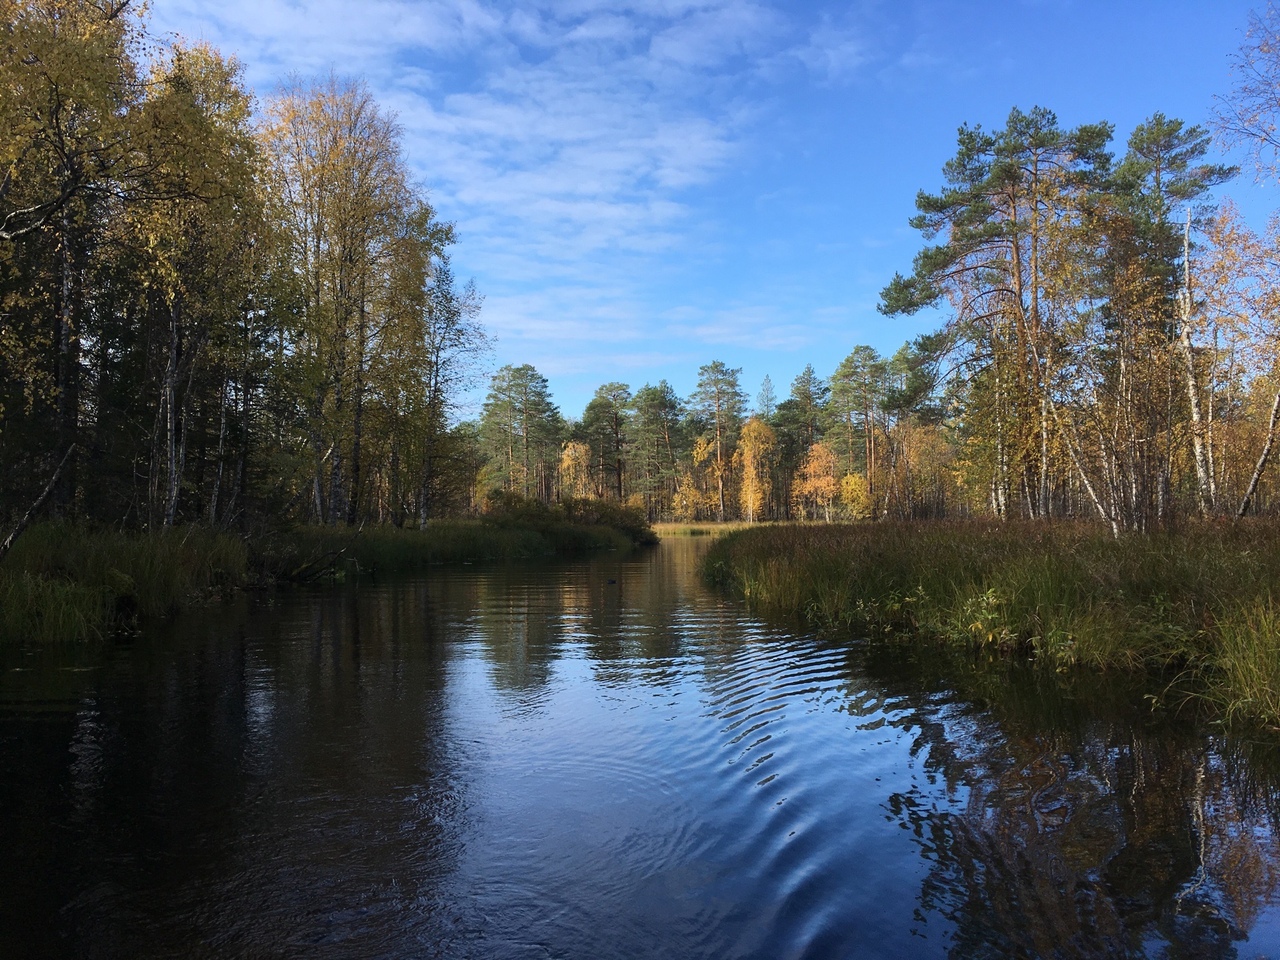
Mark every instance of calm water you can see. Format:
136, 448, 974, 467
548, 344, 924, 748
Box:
3, 538, 1280, 959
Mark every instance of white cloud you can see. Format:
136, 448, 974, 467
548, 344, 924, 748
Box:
793, 20, 867, 82
148, 0, 879, 408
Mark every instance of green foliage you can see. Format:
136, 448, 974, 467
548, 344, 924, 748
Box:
1212, 600, 1280, 727
574, 382, 631, 501
628, 380, 688, 519
257, 522, 555, 576
478, 365, 563, 503
481, 491, 656, 550
0, 503, 656, 641
255, 493, 655, 581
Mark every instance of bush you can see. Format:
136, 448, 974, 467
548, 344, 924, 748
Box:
480, 491, 656, 550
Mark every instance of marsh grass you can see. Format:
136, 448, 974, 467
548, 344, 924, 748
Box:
653, 522, 755, 538
704, 520, 1280, 727
262, 518, 635, 581
263, 498, 655, 580
0, 502, 655, 643
0, 523, 248, 642
1214, 601, 1280, 728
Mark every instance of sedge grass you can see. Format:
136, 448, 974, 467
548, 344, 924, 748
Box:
704, 520, 1280, 727
0, 523, 248, 642
261, 519, 635, 581
652, 521, 755, 538
1, 502, 654, 643
1214, 600, 1280, 728
261, 499, 654, 581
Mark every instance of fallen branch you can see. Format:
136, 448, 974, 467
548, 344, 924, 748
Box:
0, 444, 77, 563
282, 520, 367, 582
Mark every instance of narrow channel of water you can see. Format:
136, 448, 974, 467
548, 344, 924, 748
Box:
3, 538, 1279, 958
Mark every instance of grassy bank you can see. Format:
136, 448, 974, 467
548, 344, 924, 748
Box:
703, 521, 1280, 728
261, 502, 654, 581
0, 524, 249, 643
0, 501, 655, 643
652, 521, 755, 538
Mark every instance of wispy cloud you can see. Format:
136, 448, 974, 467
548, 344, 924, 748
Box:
149, 0, 883, 408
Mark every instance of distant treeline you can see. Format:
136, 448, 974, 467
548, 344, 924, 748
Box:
475, 91, 1280, 528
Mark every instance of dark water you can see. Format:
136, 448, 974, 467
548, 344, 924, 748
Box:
3, 539, 1280, 959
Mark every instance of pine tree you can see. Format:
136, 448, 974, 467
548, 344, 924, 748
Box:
691, 361, 745, 521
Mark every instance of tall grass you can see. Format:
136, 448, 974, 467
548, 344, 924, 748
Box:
258, 520, 631, 581
0, 502, 655, 643
704, 520, 1280, 727
652, 521, 754, 538
258, 499, 655, 581
0, 523, 248, 642
1214, 601, 1280, 727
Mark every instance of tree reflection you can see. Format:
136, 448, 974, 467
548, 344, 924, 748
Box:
860, 649, 1280, 957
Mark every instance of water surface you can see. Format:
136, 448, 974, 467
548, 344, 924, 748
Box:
3, 538, 1280, 958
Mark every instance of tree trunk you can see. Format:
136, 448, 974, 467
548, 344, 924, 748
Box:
348, 294, 368, 526
1179, 216, 1214, 515
1237, 389, 1280, 519
208, 378, 229, 527
53, 210, 80, 517
163, 298, 182, 527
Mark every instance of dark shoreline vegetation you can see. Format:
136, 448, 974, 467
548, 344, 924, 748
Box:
704, 520, 1280, 730
0, 497, 656, 644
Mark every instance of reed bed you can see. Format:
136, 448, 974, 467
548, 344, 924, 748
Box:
1, 503, 655, 643
0, 524, 248, 642
703, 520, 1280, 727
263, 518, 635, 580
652, 521, 755, 538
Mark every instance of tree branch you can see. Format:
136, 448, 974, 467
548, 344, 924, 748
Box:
0, 444, 76, 563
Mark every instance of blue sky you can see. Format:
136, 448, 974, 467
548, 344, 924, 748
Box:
148, 0, 1270, 419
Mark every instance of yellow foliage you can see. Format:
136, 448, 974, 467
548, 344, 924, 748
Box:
692, 434, 715, 467
793, 442, 838, 520
736, 416, 776, 522
673, 470, 711, 522
840, 473, 872, 520
559, 441, 593, 500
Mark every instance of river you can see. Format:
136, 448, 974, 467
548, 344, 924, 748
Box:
2, 538, 1279, 958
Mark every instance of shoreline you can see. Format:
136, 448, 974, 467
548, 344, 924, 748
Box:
0, 514, 657, 644
703, 520, 1280, 730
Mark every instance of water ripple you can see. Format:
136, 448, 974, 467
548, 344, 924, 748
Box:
3, 541, 1280, 959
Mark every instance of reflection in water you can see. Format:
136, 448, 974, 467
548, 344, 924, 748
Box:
864, 652, 1280, 959
1, 538, 1279, 959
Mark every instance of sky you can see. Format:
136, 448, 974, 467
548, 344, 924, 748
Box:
147, 0, 1272, 420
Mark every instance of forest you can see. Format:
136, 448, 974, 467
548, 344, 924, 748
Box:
5, 0, 1280, 543
480, 105, 1280, 530
0, 0, 483, 538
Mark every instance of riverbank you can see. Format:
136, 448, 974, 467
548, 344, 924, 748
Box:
0, 503, 655, 643
651, 521, 754, 538
703, 521, 1280, 728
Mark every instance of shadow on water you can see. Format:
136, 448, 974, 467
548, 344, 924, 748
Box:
2, 537, 1279, 959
